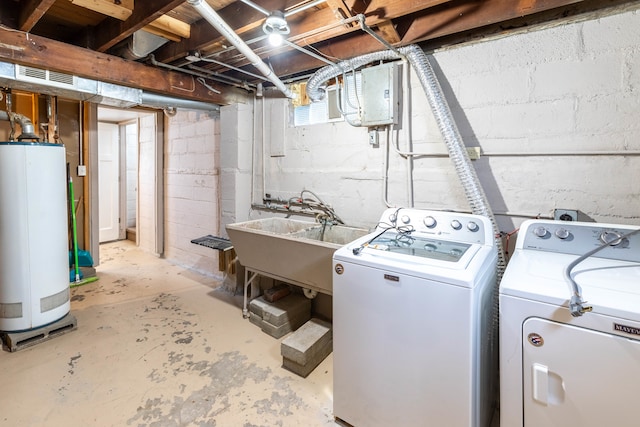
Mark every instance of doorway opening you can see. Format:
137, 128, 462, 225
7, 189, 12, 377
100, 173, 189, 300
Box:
96, 107, 163, 256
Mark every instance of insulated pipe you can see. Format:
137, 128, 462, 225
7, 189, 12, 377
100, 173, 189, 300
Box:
307, 45, 507, 276
187, 0, 295, 98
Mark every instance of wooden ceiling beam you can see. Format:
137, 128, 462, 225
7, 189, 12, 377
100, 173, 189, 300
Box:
266, 0, 594, 77
154, 0, 302, 64
18, 0, 56, 32
0, 27, 245, 105
70, 0, 134, 21
204, 0, 452, 67
377, 20, 402, 44
90, 0, 185, 52
144, 15, 191, 42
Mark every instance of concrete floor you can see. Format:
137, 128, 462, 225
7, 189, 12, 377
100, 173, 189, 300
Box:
0, 241, 335, 427
1, 240, 502, 427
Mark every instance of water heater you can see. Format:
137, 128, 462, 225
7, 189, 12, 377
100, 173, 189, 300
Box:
0, 142, 70, 331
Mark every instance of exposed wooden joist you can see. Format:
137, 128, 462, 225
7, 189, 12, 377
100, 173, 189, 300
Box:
207, 0, 452, 68
0, 27, 246, 105
19, 0, 56, 32
70, 0, 134, 21
144, 15, 191, 42
324, 0, 354, 21
154, 0, 302, 64
266, 0, 597, 77
377, 20, 402, 44
90, 0, 185, 52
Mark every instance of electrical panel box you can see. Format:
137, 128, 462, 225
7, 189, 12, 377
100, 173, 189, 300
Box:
361, 62, 400, 126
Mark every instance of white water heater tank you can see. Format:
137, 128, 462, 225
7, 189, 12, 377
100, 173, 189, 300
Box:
0, 142, 70, 331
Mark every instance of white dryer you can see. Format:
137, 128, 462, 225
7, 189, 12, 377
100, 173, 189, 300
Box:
333, 208, 499, 427
500, 219, 640, 427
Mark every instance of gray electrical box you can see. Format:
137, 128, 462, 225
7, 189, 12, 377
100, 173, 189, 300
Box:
361, 62, 400, 126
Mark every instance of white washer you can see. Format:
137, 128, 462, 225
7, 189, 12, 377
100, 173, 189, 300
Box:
500, 219, 640, 427
333, 208, 498, 427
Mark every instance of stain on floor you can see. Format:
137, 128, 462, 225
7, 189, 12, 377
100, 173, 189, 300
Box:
0, 241, 335, 427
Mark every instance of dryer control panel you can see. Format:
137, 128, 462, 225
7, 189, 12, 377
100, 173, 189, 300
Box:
377, 208, 494, 246
520, 220, 640, 262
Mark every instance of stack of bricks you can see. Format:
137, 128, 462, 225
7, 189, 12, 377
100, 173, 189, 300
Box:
248, 293, 311, 339
281, 318, 333, 377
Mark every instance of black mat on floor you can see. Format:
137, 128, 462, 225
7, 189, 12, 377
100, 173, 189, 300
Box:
190, 235, 233, 251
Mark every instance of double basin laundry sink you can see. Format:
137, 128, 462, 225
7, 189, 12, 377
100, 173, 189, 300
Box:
226, 218, 369, 295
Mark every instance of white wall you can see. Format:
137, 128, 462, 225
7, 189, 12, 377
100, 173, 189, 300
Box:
243, 8, 640, 232
164, 110, 222, 276
138, 114, 159, 254
125, 121, 138, 229
160, 8, 639, 281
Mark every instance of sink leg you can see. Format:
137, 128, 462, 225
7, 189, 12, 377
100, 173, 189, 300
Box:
243, 270, 260, 319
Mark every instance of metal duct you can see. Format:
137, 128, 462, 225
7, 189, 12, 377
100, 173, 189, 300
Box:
114, 30, 170, 61
0, 61, 218, 112
140, 91, 219, 112
0, 61, 141, 108
186, 0, 295, 99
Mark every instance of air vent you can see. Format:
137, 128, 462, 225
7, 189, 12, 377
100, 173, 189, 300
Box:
16, 65, 75, 89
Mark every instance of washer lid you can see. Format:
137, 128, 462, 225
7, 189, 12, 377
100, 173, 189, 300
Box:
500, 251, 640, 320
334, 229, 498, 288
365, 230, 472, 263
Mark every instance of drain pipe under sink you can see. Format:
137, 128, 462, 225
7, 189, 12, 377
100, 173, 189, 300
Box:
303, 288, 317, 299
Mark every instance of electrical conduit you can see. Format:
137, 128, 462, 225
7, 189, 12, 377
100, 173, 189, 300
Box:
186, 0, 295, 99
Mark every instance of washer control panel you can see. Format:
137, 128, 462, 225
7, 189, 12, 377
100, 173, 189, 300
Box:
521, 220, 640, 262
379, 208, 493, 245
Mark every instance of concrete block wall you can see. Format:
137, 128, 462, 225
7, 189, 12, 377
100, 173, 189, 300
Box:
138, 114, 159, 254
164, 110, 221, 276
247, 7, 640, 232
220, 102, 254, 237
125, 122, 137, 229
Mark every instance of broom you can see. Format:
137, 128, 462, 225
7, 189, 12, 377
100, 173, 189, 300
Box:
68, 163, 98, 288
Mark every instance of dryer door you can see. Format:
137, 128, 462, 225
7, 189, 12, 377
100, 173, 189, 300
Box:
523, 317, 640, 427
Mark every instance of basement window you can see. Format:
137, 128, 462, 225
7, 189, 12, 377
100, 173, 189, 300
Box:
293, 72, 361, 127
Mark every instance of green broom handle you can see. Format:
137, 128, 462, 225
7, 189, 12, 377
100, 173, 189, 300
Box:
68, 163, 81, 282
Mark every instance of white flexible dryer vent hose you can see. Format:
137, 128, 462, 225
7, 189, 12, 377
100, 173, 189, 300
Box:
307, 45, 507, 278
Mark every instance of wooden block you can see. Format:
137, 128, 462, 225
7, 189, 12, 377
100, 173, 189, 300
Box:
263, 284, 291, 303
144, 15, 191, 41
70, 0, 134, 21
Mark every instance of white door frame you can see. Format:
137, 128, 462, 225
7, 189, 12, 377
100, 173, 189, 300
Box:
90, 106, 164, 263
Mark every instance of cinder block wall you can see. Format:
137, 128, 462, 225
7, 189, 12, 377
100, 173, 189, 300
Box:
172, 8, 639, 279
125, 122, 137, 229
220, 102, 254, 236
164, 110, 221, 276
251, 7, 640, 232
138, 114, 159, 254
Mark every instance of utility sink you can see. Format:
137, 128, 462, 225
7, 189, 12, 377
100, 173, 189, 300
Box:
226, 218, 369, 295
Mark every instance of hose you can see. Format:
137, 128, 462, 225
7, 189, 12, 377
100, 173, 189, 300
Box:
308, 48, 505, 414
307, 44, 506, 276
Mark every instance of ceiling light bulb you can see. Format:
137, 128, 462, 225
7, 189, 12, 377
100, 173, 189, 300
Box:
262, 10, 290, 46
268, 33, 283, 47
